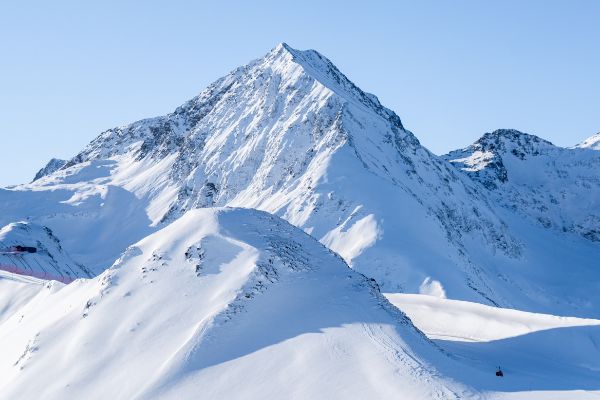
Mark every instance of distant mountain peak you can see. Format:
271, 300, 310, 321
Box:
444, 129, 555, 189
475, 129, 555, 155
576, 132, 600, 150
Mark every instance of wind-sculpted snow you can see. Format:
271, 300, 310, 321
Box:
0, 208, 471, 399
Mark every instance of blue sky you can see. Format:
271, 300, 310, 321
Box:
1, 0, 598, 186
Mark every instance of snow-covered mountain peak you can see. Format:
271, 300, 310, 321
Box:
446, 128, 600, 244
271, 43, 401, 124
444, 129, 557, 188
7, 44, 599, 315
470, 129, 554, 158
69, 42, 411, 166
3, 44, 528, 305
575, 132, 600, 150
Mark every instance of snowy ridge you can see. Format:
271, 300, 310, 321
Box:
0, 208, 470, 399
0, 222, 91, 283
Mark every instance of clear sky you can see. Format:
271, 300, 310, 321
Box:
1, 1, 598, 187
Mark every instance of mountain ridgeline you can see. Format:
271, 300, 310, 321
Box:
2, 43, 600, 317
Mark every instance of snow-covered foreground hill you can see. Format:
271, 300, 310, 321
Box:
2, 44, 599, 316
0, 208, 474, 400
1, 208, 597, 399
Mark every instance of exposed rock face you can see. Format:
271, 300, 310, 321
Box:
445, 129, 600, 242
32, 159, 67, 182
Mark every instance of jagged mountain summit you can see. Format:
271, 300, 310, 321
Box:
1, 44, 599, 317
445, 129, 600, 242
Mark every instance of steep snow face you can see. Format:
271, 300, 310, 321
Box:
576, 132, 600, 150
0, 208, 471, 400
445, 129, 600, 242
32, 158, 67, 182
0, 222, 92, 283
1, 43, 525, 308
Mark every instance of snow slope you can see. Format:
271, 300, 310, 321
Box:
0, 271, 47, 325
385, 293, 600, 399
0, 208, 472, 400
0, 222, 92, 282
576, 132, 600, 150
385, 293, 600, 342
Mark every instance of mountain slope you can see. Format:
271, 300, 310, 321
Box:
0, 44, 520, 306
0, 222, 92, 282
386, 294, 600, 398
0, 208, 472, 400
576, 132, 600, 150
1, 44, 599, 317
445, 129, 600, 242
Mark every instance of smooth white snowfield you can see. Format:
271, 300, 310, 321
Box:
0, 208, 475, 400
386, 294, 600, 399
386, 293, 600, 342
2, 44, 600, 316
